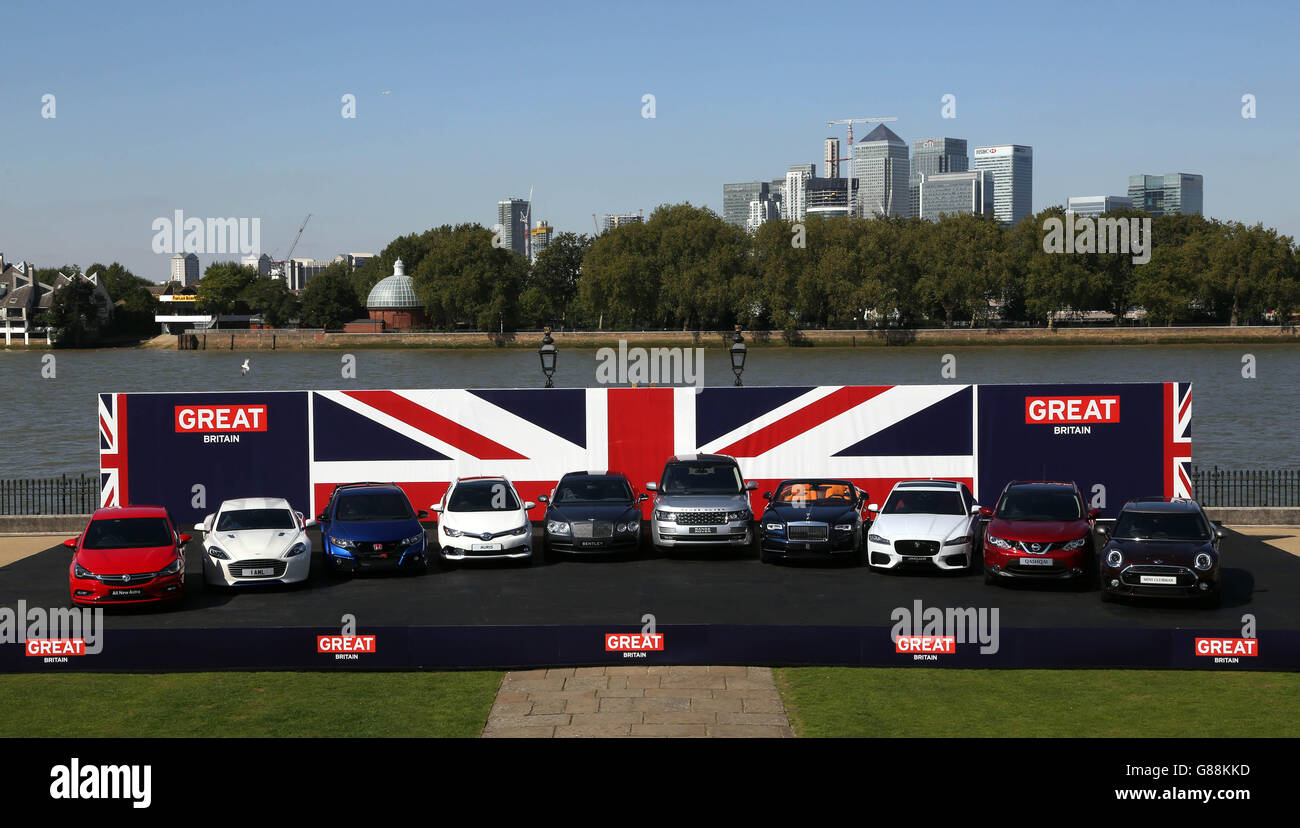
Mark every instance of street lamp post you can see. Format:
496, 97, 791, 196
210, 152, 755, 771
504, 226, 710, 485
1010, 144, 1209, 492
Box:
730, 325, 747, 386
538, 326, 557, 388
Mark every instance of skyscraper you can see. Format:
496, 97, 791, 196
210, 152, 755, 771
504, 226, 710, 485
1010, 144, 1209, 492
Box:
723, 182, 772, 227
170, 252, 199, 286
918, 170, 993, 221
972, 145, 1033, 225
853, 124, 909, 218
530, 220, 554, 262
824, 138, 841, 179
783, 163, 815, 221
1066, 195, 1134, 216
1127, 174, 1203, 216
496, 198, 529, 257
910, 138, 968, 218
805, 177, 855, 218
602, 212, 643, 232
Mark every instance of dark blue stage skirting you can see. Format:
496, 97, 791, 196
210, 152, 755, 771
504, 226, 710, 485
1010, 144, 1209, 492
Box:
2, 625, 1293, 672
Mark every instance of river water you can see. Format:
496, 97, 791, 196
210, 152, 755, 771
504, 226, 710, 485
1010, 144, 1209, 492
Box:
1, 343, 1296, 477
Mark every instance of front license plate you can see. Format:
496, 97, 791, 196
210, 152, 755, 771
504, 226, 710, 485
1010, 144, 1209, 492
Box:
111, 588, 143, 597
1139, 575, 1178, 585
689, 526, 716, 534
579, 541, 604, 548
243, 567, 275, 577
1020, 558, 1055, 566
904, 556, 929, 563
471, 543, 503, 551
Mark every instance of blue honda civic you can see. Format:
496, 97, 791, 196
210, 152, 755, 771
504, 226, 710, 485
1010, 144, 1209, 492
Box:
315, 483, 430, 575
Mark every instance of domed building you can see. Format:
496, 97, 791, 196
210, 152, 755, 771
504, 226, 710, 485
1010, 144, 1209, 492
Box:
364, 258, 425, 330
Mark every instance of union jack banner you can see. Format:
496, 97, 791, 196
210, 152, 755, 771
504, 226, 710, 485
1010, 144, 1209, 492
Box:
100, 382, 1189, 524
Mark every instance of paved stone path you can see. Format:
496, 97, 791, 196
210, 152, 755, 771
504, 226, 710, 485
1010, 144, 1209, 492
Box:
482, 666, 795, 737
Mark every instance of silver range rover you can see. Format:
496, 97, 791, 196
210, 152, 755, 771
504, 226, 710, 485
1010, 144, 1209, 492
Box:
647, 454, 756, 552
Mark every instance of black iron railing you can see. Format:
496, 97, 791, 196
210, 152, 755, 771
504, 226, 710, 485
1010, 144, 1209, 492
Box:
0, 474, 100, 515
1190, 467, 1300, 508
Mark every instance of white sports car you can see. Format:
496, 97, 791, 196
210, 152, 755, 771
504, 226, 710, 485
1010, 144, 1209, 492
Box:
865, 480, 982, 572
432, 476, 536, 566
195, 497, 313, 586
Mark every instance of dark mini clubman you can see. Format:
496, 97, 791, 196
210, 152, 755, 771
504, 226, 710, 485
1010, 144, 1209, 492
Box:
1098, 497, 1224, 606
758, 479, 867, 564
540, 471, 647, 558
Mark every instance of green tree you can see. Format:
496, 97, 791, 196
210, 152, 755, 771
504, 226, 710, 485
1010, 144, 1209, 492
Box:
578, 221, 661, 329
521, 232, 590, 328
197, 262, 258, 316
240, 276, 300, 327
38, 279, 109, 347
299, 262, 363, 329
412, 224, 527, 331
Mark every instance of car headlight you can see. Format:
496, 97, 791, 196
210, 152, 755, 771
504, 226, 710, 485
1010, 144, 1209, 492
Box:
1194, 552, 1214, 571
833, 523, 854, 532
1062, 536, 1089, 551
654, 510, 674, 522
868, 533, 890, 545
74, 562, 98, 580
1106, 549, 1123, 568
547, 520, 571, 535
329, 536, 358, 549
726, 510, 752, 522
400, 534, 424, 547
765, 522, 784, 532
283, 543, 307, 558
508, 525, 530, 537
441, 526, 463, 538
943, 535, 972, 546
616, 522, 639, 533
986, 533, 1012, 550
157, 558, 183, 576
207, 546, 230, 560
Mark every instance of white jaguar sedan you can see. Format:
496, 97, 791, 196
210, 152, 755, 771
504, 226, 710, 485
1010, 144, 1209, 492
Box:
865, 480, 982, 572
195, 497, 314, 586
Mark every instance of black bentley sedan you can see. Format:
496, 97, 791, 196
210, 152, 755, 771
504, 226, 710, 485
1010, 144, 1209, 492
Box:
758, 479, 868, 564
1097, 497, 1224, 606
538, 471, 648, 559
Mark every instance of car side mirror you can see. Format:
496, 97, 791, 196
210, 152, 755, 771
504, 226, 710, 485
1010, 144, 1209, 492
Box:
304, 519, 318, 528
970, 504, 981, 515
645, 482, 657, 492
744, 481, 757, 491
417, 510, 429, 520
637, 493, 649, 502
537, 495, 549, 503
1088, 508, 1102, 520
62, 537, 77, 549
524, 501, 536, 510
179, 533, 193, 544
1095, 524, 1109, 535
978, 506, 993, 518
316, 513, 328, 523
763, 491, 772, 500
193, 522, 207, 532
867, 503, 879, 513
1215, 528, 1226, 540
430, 504, 443, 513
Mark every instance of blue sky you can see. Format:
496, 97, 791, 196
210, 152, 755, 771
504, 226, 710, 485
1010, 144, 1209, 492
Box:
1, 0, 1296, 281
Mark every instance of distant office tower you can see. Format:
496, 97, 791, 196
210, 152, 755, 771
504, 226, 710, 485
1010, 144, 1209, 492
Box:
332, 252, 376, 271
910, 138, 968, 218
805, 177, 856, 218
824, 138, 841, 179
497, 198, 529, 256
746, 199, 779, 232
171, 253, 199, 286
530, 220, 554, 262
972, 145, 1033, 225
783, 163, 815, 221
281, 258, 333, 291
853, 124, 909, 218
602, 212, 643, 232
1127, 174, 1203, 216
241, 253, 273, 276
918, 170, 993, 221
723, 182, 773, 227
1066, 195, 1135, 216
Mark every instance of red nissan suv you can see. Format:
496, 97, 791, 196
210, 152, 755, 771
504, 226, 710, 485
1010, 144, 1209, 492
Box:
981, 481, 1098, 585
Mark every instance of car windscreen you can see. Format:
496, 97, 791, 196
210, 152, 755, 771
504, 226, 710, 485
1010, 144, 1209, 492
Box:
660, 463, 742, 496
554, 478, 633, 504
81, 517, 173, 550
1113, 511, 1210, 541
774, 482, 856, 504
996, 489, 1081, 521
881, 489, 965, 516
216, 508, 296, 532
333, 492, 414, 522
447, 482, 520, 512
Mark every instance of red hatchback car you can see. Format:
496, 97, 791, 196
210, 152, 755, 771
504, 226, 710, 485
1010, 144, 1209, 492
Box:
981, 481, 1099, 585
66, 506, 190, 605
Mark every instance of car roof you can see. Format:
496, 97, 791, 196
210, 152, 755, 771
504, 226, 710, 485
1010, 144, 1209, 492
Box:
91, 505, 169, 519
1004, 481, 1078, 492
559, 471, 627, 480
775, 478, 855, 487
1121, 498, 1202, 513
333, 482, 401, 493
219, 497, 293, 511
892, 480, 962, 491
668, 453, 736, 464
454, 476, 510, 485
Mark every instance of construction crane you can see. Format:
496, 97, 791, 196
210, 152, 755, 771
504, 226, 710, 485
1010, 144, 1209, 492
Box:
827, 118, 897, 217
284, 213, 312, 261
592, 213, 600, 236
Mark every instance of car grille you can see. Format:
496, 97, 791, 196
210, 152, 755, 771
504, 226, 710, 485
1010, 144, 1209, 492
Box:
96, 572, 157, 585
1120, 564, 1197, 587
572, 521, 614, 539
675, 512, 726, 526
788, 523, 829, 541
1015, 540, 1056, 554
228, 559, 288, 578
355, 540, 404, 560
895, 540, 940, 556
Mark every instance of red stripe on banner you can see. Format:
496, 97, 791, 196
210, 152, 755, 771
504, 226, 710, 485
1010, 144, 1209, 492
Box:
116, 395, 129, 506
1178, 386, 1192, 422
1163, 383, 1174, 498
608, 388, 676, 519
716, 386, 891, 458
342, 390, 526, 460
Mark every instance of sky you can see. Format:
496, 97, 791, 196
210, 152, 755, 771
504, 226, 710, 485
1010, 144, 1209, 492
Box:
1, 0, 1297, 282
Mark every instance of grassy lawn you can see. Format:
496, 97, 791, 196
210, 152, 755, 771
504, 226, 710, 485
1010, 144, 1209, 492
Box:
775, 668, 1300, 737
0, 671, 502, 737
